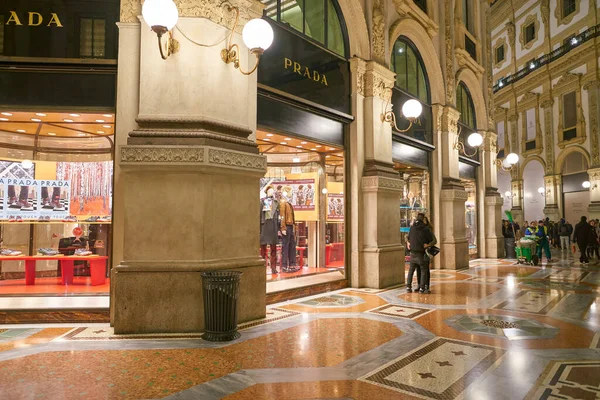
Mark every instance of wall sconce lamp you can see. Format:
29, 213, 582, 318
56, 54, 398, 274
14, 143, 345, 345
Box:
495, 152, 519, 172
504, 191, 514, 198
379, 85, 423, 132
454, 130, 483, 157
582, 181, 598, 190
142, 0, 180, 60
142, 0, 274, 72
221, 6, 274, 75
537, 187, 548, 197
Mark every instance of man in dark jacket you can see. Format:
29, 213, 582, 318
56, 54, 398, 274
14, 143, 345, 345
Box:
407, 213, 434, 293
573, 216, 592, 264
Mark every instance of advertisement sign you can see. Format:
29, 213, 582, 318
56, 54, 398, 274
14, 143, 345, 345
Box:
270, 179, 316, 211
0, 178, 70, 220
327, 194, 344, 221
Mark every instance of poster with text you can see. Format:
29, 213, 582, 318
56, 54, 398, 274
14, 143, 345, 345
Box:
1, 178, 39, 219
38, 180, 72, 220
271, 179, 316, 211
327, 194, 344, 221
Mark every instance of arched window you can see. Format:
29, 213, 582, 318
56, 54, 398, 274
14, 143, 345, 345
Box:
261, 0, 347, 57
391, 38, 429, 103
456, 82, 476, 129
389, 37, 432, 143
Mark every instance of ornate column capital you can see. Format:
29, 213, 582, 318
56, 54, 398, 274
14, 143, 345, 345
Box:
441, 106, 461, 135
349, 57, 367, 97
583, 80, 600, 91
508, 113, 519, 122
363, 61, 395, 101
541, 99, 554, 108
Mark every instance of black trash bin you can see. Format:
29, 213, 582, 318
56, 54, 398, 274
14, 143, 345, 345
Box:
504, 238, 516, 259
201, 271, 243, 342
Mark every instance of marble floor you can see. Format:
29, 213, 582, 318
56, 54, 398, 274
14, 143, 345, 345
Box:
0, 254, 599, 399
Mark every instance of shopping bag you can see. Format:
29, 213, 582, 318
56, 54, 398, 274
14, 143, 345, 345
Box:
572, 244, 577, 254
426, 245, 440, 257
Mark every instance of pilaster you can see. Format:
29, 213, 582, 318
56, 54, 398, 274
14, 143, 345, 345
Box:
543, 174, 562, 221
484, 195, 504, 258
439, 180, 469, 270
541, 99, 555, 175
510, 180, 524, 224
588, 168, 600, 219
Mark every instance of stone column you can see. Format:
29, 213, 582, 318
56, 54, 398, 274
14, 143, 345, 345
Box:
481, 131, 503, 258
359, 61, 405, 288
543, 174, 562, 221
510, 180, 524, 224
435, 106, 469, 270
588, 168, 600, 219
112, 3, 267, 333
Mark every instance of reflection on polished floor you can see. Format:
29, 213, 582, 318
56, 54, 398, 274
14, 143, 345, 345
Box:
0, 255, 599, 399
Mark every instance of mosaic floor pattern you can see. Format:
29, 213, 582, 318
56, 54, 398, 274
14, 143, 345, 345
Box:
0, 257, 599, 399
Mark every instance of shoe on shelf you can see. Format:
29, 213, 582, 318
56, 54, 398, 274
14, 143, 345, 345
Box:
406, 287, 413, 293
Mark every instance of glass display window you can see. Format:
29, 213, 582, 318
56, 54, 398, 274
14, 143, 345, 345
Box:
257, 130, 345, 286
395, 165, 430, 245
0, 111, 114, 296
465, 182, 478, 257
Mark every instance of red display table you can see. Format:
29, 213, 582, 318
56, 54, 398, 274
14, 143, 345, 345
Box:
0, 255, 108, 286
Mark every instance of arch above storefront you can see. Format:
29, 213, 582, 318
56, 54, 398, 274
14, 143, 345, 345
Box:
388, 18, 445, 105
456, 68, 488, 130
556, 146, 591, 175
519, 155, 547, 180
337, 0, 370, 59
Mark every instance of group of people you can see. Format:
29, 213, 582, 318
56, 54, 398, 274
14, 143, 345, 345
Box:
406, 213, 436, 294
502, 216, 600, 264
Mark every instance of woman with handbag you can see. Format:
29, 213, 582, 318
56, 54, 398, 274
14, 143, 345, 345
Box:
421, 216, 438, 294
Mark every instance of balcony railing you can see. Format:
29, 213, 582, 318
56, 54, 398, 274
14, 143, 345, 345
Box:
494, 24, 600, 93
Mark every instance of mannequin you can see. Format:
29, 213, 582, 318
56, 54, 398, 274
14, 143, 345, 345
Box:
280, 188, 297, 272
260, 185, 280, 274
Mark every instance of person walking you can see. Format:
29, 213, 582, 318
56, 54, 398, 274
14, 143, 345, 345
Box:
536, 220, 553, 263
502, 220, 516, 258
406, 213, 434, 294
421, 216, 437, 293
573, 216, 592, 264
587, 220, 600, 261
558, 218, 571, 252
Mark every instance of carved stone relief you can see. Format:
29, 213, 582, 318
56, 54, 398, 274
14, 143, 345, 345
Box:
584, 81, 600, 166
372, 0, 386, 63
541, 100, 555, 174
445, 0, 455, 105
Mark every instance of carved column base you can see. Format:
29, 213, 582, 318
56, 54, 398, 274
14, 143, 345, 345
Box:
438, 184, 469, 270
113, 142, 267, 333
543, 205, 561, 222
510, 207, 524, 226
359, 176, 405, 288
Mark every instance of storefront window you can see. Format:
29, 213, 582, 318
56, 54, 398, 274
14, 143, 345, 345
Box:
0, 111, 113, 296
257, 130, 345, 284
457, 82, 479, 162
390, 37, 432, 144
397, 168, 430, 245
261, 0, 347, 57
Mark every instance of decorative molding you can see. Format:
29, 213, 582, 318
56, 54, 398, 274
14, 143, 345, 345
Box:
484, 196, 503, 206
362, 176, 404, 192
121, 146, 204, 163
372, 0, 386, 63
587, 83, 600, 167
445, 0, 455, 105
540, 0, 550, 25
207, 148, 266, 171
543, 101, 555, 174
588, 168, 600, 182
519, 14, 539, 51
390, 0, 439, 37
493, 37, 507, 69
364, 61, 395, 100
442, 106, 460, 135
506, 21, 516, 48
554, 0, 581, 27
120, 0, 263, 26
486, 7, 494, 130
440, 189, 469, 201
541, 99, 554, 108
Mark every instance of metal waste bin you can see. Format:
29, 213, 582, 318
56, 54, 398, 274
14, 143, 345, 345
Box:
504, 237, 516, 259
201, 271, 243, 342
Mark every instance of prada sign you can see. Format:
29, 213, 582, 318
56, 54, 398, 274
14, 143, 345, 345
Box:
258, 20, 350, 114
4, 11, 64, 27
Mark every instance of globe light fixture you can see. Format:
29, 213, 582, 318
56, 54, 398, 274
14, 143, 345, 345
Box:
380, 91, 423, 133
454, 130, 483, 157
538, 187, 546, 196
504, 191, 512, 198
506, 152, 519, 165
582, 181, 591, 189
321, 188, 328, 194
21, 159, 33, 169
495, 151, 519, 173
142, 0, 180, 60
221, 7, 274, 75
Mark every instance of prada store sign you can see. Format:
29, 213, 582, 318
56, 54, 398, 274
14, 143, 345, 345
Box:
3, 11, 63, 27
258, 20, 350, 115
0, 0, 119, 59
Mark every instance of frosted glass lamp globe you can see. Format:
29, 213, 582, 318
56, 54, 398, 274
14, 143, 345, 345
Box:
142, 0, 179, 31
538, 187, 545, 194
506, 152, 519, 165
242, 19, 274, 52
582, 181, 591, 189
505, 191, 512, 198
402, 99, 422, 120
467, 132, 483, 147
21, 159, 33, 169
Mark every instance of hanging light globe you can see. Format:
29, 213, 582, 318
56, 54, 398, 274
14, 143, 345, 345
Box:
582, 181, 591, 189
506, 152, 519, 165
142, 0, 179, 32
402, 99, 422, 120
242, 19, 274, 52
467, 132, 484, 147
